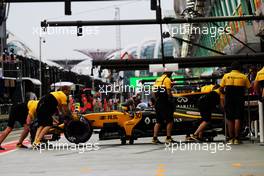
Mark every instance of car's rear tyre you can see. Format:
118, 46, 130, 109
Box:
64, 119, 93, 144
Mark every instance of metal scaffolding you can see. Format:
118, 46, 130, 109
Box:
41, 16, 264, 27
4, 0, 122, 2
92, 53, 264, 70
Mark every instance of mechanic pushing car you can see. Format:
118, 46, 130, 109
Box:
188, 84, 224, 141
220, 61, 250, 145
0, 100, 39, 150
33, 86, 71, 147
152, 72, 176, 144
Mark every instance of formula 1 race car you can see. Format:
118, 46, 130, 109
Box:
30, 91, 258, 145
29, 92, 222, 145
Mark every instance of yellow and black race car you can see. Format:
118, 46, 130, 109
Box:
30, 91, 258, 145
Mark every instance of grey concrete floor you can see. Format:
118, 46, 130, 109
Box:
0, 134, 264, 176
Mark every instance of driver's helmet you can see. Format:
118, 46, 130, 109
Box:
136, 102, 148, 110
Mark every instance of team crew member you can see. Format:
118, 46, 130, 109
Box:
152, 72, 176, 144
121, 94, 141, 112
33, 86, 71, 146
0, 100, 39, 150
254, 66, 264, 99
220, 61, 250, 144
189, 85, 224, 141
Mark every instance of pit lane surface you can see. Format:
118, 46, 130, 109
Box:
0, 133, 264, 176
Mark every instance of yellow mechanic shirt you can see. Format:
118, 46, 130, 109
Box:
153, 74, 172, 90
27, 100, 39, 120
255, 67, 264, 82
220, 70, 250, 89
50, 91, 68, 106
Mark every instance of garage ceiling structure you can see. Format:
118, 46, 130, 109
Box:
39, 16, 264, 70
92, 53, 264, 71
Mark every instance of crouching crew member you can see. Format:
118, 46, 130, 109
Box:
189, 85, 224, 141
0, 100, 39, 150
220, 61, 250, 145
33, 86, 71, 147
152, 72, 176, 144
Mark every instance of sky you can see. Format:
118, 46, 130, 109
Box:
6, 0, 174, 61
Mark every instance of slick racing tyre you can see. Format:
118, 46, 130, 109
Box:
64, 118, 93, 144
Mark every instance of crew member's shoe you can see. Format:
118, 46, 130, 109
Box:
227, 138, 234, 145
185, 135, 191, 141
188, 134, 200, 142
0, 146, 5, 150
16, 143, 28, 149
32, 141, 41, 150
233, 138, 241, 145
152, 138, 163, 144
165, 138, 177, 144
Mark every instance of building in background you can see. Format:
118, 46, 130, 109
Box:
194, 0, 264, 56
173, 0, 264, 76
